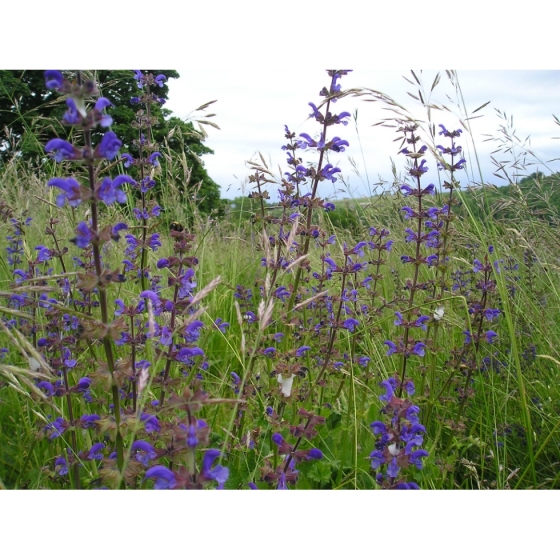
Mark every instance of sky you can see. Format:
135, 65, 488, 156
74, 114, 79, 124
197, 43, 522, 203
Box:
164, 69, 560, 201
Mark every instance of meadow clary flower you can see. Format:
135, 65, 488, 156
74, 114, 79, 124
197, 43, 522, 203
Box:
62, 98, 81, 125
485, 330, 498, 344
94, 131, 122, 160
202, 449, 229, 488
45, 139, 80, 162
87, 443, 105, 460
145, 466, 176, 489
342, 318, 360, 332
71, 222, 94, 249
45, 70, 64, 90
131, 440, 157, 466
54, 456, 68, 476
384, 341, 397, 356
93, 97, 114, 127
295, 345, 311, 357
97, 175, 134, 205
121, 153, 136, 167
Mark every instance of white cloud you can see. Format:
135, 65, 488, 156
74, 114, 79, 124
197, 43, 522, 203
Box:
166, 69, 560, 200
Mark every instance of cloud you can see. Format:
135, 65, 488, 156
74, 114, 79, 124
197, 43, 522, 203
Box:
166, 70, 560, 199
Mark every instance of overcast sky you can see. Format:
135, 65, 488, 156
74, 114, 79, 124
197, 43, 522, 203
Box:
164, 69, 560, 201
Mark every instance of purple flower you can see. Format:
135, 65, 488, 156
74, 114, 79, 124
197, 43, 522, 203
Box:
93, 97, 114, 127
387, 456, 400, 478
148, 152, 161, 166
95, 131, 122, 160
131, 440, 157, 466
379, 378, 397, 401
80, 414, 100, 429
296, 345, 311, 357
45, 70, 64, 90
71, 222, 94, 249
149, 234, 161, 252
400, 184, 414, 197
54, 456, 68, 476
342, 318, 360, 332
215, 318, 229, 333
139, 290, 161, 305
87, 443, 105, 460
75, 377, 91, 391
145, 466, 177, 489
358, 356, 370, 367
155, 74, 167, 87
37, 381, 55, 396
423, 184, 435, 195
370, 450, 385, 470
44, 417, 67, 439
271, 433, 284, 446
409, 449, 429, 469
401, 206, 416, 219
484, 308, 501, 321
243, 311, 257, 324
384, 340, 397, 356
202, 449, 229, 487
321, 164, 341, 182
330, 137, 349, 152
426, 254, 439, 267
404, 380, 415, 396
439, 124, 463, 138
308, 102, 322, 119
299, 132, 322, 149
370, 421, 387, 435
485, 330, 498, 344
334, 111, 351, 125
176, 347, 204, 363
413, 315, 430, 330
411, 342, 426, 357
121, 153, 135, 168
47, 177, 82, 208
97, 175, 134, 205
394, 482, 420, 489
62, 98, 81, 125
156, 258, 170, 269
140, 413, 160, 433
133, 70, 144, 86
274, 286, 290, 302
35, 245, 51, 263
44, 139, 80, 162
306, 448, 323, 460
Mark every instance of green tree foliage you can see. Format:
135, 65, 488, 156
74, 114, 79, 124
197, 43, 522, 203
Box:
0, 70, 223, 216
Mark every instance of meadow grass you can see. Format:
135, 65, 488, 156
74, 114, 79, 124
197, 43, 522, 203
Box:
0, 70, 559, 490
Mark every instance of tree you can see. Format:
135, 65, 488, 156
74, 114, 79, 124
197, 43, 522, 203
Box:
0, 70, 223, 215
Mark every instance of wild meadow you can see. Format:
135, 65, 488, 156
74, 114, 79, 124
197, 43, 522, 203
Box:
1, 69, 559, 491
